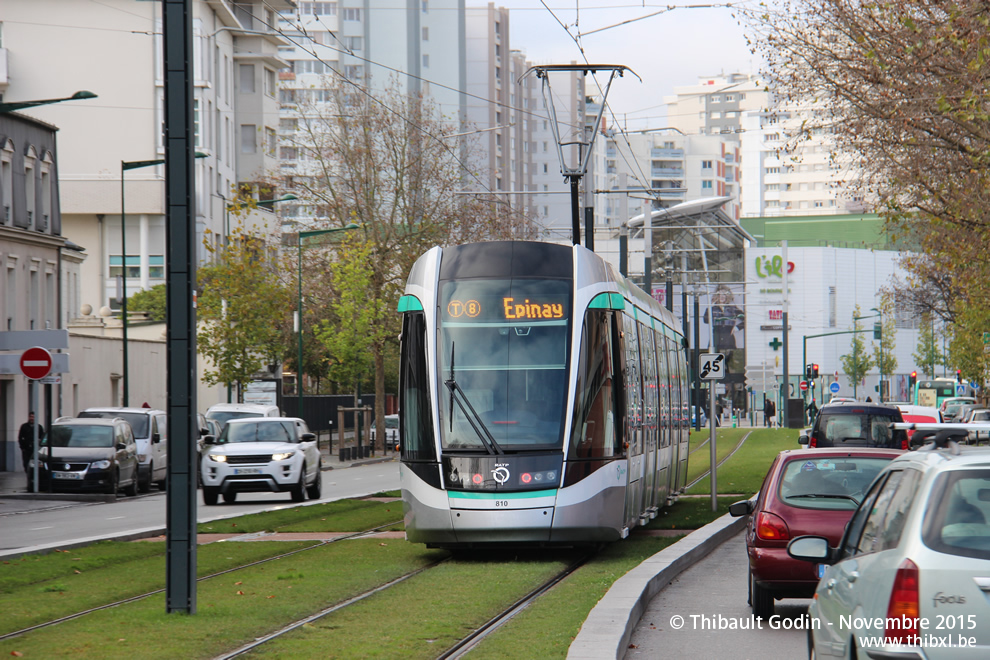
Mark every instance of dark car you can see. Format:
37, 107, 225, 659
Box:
798, 401, 908, 450
30, 417, 139, 496
730, 448, 903, 617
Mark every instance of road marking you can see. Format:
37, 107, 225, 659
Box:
30, 526, 53, 531
107, 516, 125, 520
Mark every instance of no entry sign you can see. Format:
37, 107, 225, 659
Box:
20, 346, 53, 380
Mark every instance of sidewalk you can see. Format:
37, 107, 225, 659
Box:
0, 442, 395, 500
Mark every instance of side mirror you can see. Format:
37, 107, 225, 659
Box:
199, 427, 209, 437
203, 435, 216, 445
116, 443, 127, 451
728, 500, 754, 517
787, 536, 834, 563
301, 433, 316, 442
798, 433, 810, 445
152, 432, 161, 444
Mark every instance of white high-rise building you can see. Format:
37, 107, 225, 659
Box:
0, 0, 290, 313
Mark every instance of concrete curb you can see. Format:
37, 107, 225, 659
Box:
567, 512, 748, 660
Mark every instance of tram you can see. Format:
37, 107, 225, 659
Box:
396, 241, 690, 547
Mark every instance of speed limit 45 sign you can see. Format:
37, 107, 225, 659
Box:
700, 353, 726, 380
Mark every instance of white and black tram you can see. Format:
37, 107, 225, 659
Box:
396, 241, 690, 547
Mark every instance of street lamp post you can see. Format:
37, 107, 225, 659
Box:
120, 152, 207, 406
296, 224, 360, 417
0, 90, 97, 114
871, 307, 883, 402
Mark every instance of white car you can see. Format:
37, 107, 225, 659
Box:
200, 417, 321, 505
79, 407, 168, 493
369, 414, 399, 449
788, 434, 990, 658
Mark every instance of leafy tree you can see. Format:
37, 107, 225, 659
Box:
912, 314, 946, 379
273, 78, 532, 440
841, 306, 874, 399
871, 300, 897, 395
197, 216, 292, 400
127, 284, 166, 321
742, 1, 990, 371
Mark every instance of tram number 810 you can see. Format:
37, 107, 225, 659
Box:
494, 500, 509, 507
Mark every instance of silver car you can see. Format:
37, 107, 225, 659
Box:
788, 435, 990, 658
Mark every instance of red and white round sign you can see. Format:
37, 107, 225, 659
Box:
20, 346, 53, 380
799, 380, 809, 391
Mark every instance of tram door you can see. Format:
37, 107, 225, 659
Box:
622, 313, 644, 531
657, 331, 673, 503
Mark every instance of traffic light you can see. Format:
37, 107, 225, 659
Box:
805, 364, 812, 380
910, 371, 917, 388
957, 369, 963, 383
812, 364, 819, 378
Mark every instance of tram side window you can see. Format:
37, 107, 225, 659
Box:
623, 312, 643, 455
399, 311, 436, 461
569, 310, 618, 459
657, 330, 670, 448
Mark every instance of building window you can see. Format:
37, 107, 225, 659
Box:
422, 27, 429, 41
240, 125, 257, 154
701, 160, 712, 169
725, 94, 735, 101
266, 127, 277, 155
265, 68, 276, 96
110, 256, 141, 279
701, 180, 713, 190
193, 99, 201, 147
346, 36, 363, 51
495, 21, 500, 35
24, 150, 36, 229
344, 64, 363, 80
422, 0, 428, 12
300, 2, 336, 16
40, 156, 52, 230
710, 95, 721, 102
1, 139, 13, 225
765, 166, 780, 174
149, 256, 165, 279
342, 8, 362, 21
239, 64, 255, 93
422, 54, 429, 68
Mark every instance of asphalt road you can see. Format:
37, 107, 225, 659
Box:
0, 462, 401, 558
628, 531, 811, 660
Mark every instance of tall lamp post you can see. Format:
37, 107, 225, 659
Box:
120, 152, 206, 406
871, 307, 883, 402
296, 224, 361, 416
0, 90, 97, 113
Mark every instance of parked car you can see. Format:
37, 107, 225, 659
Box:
940, 396, 976, 421
205, 403, 281, 429
896, 404, 944, 446
29, 417, 139, 496
788, 435, 990, 658
79, 407, 168, 492
961, 408, 990, 444
200, 417, 321, 505
369, 414, 399, 449
729, 448, 902, 618
799, 401, 908, 449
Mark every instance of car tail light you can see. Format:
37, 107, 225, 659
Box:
901, 437, 909, 450
809, 436, 817, 448
755, 511, 790, 541
884, 558, 919, 644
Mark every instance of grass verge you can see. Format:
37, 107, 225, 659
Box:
686, 428, 801, 495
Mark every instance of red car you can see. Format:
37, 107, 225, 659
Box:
729, 448, 903, 618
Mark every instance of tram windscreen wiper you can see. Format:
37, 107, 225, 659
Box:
445, 342, 503, 455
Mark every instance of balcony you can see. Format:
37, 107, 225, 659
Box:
651, 147, 683, 158
651, 167, 684, 178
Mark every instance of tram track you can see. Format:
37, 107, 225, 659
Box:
684, 430, 751, 491
0, 521, 403, 642
437, 552, 595, 660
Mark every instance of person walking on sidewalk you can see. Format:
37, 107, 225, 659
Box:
18, 412, 45, 477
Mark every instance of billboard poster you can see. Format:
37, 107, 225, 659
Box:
700, 283, 746, 378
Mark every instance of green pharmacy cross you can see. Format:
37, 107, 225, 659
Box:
769, 337, 783, 351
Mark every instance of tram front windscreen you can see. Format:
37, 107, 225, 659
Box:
438, 278, 571, 452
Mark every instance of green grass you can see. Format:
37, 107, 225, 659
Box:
685, 427, 750, 486
197, 498, 402, 534
645, 496, 740, 530
0, 540, 446, 659
686, 428, 801, 495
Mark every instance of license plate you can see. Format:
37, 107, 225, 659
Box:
53, 471, 83, 480
233, 468, 261, 475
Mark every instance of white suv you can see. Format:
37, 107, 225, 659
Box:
200, 417, 321, 505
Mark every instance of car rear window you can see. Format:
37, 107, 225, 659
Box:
818, 410, 902, 447
79, 411, 150, 437
778, 456, 891, 510
923, 469, 990, 560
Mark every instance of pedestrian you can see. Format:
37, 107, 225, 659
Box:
865, 396, 872, 402
806, 399, 819, 425
768, 399, 776, 428
18, 412, 45, 476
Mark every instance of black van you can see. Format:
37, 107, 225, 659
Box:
798, 402, 908, 450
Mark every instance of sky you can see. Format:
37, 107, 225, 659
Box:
469, 1, 758, 131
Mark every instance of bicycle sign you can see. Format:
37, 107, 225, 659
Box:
700, 353, 726, 380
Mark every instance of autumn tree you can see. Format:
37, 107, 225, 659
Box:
274, 77, 532, 441
197, 214, 292, 400
742, 1, 990, 381
841, 306, 874, 399
126, 284, 167, 321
